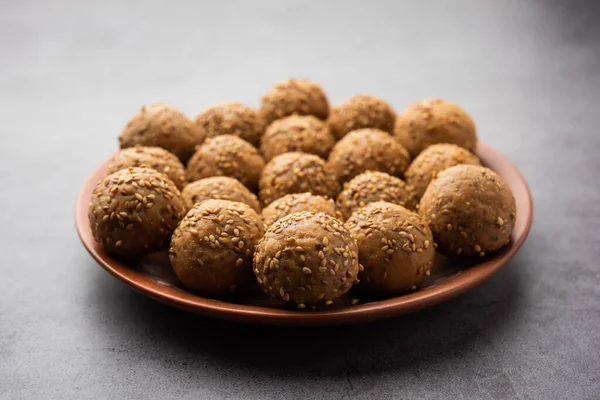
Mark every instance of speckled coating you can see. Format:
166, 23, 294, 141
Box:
195, 102, 264, 147
327, 129, 411, 184
419, 165, 516, 257
259, 152, 341, 206
105, 146, 187, 189
88, 167, 185, 256
261, 193, 340, 228
169, 199, 264, 295
405, 143, 481, 200
328, 94, 396, 139
186, 135, 265, 191
253, 211, 359, 308
394, 99, 477, 157
260, 115, 335, 161
336, 171, 417, 220
181, 177, 261, 213
345, 202, 435, 296
118, 104, 204, 163
259, 78, 329, 126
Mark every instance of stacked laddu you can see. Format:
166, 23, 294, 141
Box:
88, 79, 516, 309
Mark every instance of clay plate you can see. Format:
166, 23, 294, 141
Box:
75, 142, 532, 326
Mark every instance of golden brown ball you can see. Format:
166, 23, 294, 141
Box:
336, 171, 417, 220
119, 104, 204, 163
253, 211, 359, 308
261, 192, 340, 228
169, 199, 264, 295
260, 115, 335, 161
88, 167, 185, 256
327, 129, 411, 184
419, 165, 516, 257
328, 94, 395, 139
181, 177, 261, 213
394, 99, 477, 157
345, 202, 435, 296
259, 152, 341, 206
105, 146, 187, 190
187, 135, 265, 191
405, 143, 481, 200
259, 78, 329, 126
195, 102, 264, 147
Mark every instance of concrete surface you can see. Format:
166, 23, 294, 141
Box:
1, 0, 599, 399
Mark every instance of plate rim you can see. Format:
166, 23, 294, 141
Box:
75, 141, 533, 326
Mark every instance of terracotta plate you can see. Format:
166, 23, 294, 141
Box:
75, 142, 533, 326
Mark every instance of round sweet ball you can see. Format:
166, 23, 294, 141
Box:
345, 202, 435, 296
186, 135, 265, 191
195, 102, 264, 147
169, 199, 264, 295
394, 99, 477, 158
405, 143, 481, 200
88, 167, 185, 256
119, 104, 204, 163
259, 78, 329, 126
253, 211, 359, 308
327, 129, 411, 184
419, 165, 516, 257
105, 146, 187, 190
336, 171, 417, 220
260, 115, 335, 161
181, 177, 261, 213
259, 152, 341, 206
261, 192, 340, 228
328, 94, 396, 139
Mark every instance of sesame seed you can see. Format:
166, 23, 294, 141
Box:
236, 258, 243, 267
302, 267, 312, 275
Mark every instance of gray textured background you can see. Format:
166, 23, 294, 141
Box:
1, 0, 599, 399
